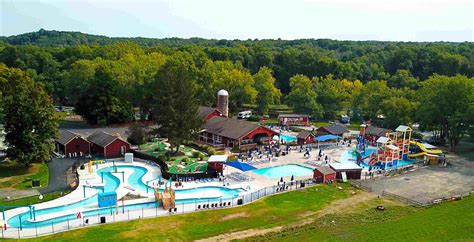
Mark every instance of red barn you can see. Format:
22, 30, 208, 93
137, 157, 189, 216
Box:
87, 131, 130, 158
316, 124, 349, 137
364, 126, 392, 146
198, 106, 222, 121
207, 155, 228, 173
55, 130, 90, 157
329, 163, 362, 180
296, 132, 314, 145
313, 166, 336, 183
199, 116, 278, 150
278, 114, 310, 126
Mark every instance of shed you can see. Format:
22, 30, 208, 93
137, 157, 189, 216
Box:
329, 162, 362, 180
88, 131, 130, 158
278, 114, 310, 126
313, 166, 336, 183
296, 132, 314, 145
207, 155, 228, 173
316, 124, 349, 137
56, 130, 90, 157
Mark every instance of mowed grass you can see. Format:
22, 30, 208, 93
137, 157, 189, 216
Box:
0, 162, 49, 189
250, 194, 474, 241
24, 184, 351, 241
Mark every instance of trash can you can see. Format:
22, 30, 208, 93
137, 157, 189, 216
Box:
32, 180, 40, 187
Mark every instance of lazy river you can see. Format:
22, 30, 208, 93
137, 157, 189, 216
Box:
7, 164, 244, 228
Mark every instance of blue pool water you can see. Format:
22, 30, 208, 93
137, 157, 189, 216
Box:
8, 165, 243, 228
280, 134, 297, 143
253, 164, 313, 178
339, 149, 415, 169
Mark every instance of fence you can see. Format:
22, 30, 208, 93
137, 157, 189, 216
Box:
1, 179, 315, 239
350, 180, 473, 207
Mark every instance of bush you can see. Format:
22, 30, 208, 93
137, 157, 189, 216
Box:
207, 146, 216, 155
192, 151, 200, 158
247, 115, 261, 122
198, 153, 206, 161
182, 157, 189, 164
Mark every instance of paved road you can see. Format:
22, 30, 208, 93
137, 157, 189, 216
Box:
38, 157, 86, 194
0, 188, 40, 200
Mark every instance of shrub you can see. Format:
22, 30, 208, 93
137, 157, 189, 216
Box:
198, 153, 206, 161
192, 151, 200, 158
182, 157, 189, 164
207, 146, 216, 155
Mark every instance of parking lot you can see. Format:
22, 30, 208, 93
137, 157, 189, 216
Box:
358, 156, 474, 204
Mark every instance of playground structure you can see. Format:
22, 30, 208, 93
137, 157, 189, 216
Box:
154, 180, 176, 210
387, 125, 412, 161
88, 160, 104, 174
355, 125, 377, 165
408, 140, 443, 158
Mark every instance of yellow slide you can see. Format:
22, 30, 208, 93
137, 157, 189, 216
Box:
409, 141, 442, 158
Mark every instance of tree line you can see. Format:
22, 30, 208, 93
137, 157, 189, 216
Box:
0, 30, 473, 154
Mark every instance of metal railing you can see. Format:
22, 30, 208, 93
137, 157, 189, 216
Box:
1, 179, 316, 239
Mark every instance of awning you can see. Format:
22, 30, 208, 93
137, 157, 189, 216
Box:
315, 134, 341, 142
225, 161, 257, 172
208, 155, 228, 163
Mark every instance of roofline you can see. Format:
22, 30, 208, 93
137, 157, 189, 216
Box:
237, 125, 278, 140
102, 137, 130, 148
59, 131, 90, 146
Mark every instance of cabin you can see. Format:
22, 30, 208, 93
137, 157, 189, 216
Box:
329, 162, 362, 180
55, 130, 90, 157
296, 132, 314, 145
278, 114, 310, 126
87, 131, 130, 158
198, 106, 222, 121
316, 124, 349, 137
313, 166, 336, 183
207, 155, 228, 173
199, 116, 278, 150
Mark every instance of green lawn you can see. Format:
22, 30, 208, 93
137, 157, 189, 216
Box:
251, 194, 474, 241
23, 184, 474, 241
25, 184, 352, 241
0, 162, 49, 189
0, 191, 67, 209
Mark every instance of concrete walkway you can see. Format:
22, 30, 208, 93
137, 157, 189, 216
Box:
0, 187, 40, 200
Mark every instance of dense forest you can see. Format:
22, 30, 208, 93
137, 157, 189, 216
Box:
0, 29, 473, 152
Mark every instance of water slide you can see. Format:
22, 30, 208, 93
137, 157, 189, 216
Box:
409, 141, 442, 158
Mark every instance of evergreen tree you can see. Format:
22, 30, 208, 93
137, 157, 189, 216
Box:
152, 53, 203, 153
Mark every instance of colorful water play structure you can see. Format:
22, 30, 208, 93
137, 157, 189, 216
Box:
355, 124, 443, 169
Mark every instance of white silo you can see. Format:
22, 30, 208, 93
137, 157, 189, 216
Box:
217, 89, 229, 117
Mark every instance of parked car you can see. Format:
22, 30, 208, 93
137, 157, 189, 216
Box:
237, 110, 252, 119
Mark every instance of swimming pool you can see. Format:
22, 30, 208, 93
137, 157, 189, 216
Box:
7, 164, 244, 228
339, 149, 415, 169
253, 164, 313, 178
280, 134, 297, 143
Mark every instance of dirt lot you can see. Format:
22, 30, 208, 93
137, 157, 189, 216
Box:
359, 155, 474, 204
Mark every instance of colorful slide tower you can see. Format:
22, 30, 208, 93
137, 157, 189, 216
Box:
356, 124, 376, 165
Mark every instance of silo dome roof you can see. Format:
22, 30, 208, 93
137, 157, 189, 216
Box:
217, 89, 229, 96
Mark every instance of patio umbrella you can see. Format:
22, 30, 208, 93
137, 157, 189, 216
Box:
280, 177, 283, 183
290, 175, 294, 181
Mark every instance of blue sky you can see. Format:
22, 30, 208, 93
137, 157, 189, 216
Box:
1, 0, 473, 41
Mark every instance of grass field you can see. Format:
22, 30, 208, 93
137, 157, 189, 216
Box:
0, 162, 49, 189
0, 191, 67, 209
23, 183, 474, 241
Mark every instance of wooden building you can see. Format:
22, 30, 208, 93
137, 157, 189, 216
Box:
313, 166, 336, 183
316, 124, 349, 137
87, 131, 130, 158
296, 132, 314, 145
329, 162, 362, 180
364, 126, 392, 145
278, 114, 310, 126
198, 106, 222, 121
199, 116, 278, 150
55, 130, 90, 157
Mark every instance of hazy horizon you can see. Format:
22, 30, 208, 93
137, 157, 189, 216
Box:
1, 0, 473, 42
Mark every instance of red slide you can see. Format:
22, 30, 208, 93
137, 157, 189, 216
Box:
368, 156, 377, 166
